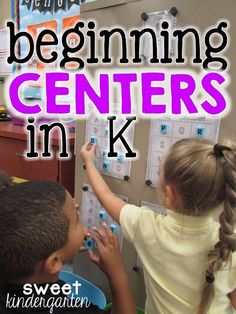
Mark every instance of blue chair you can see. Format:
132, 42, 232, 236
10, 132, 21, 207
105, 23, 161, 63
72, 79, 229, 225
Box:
59, 271, 106, 310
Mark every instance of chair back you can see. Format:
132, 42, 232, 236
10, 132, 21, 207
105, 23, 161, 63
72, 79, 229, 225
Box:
59, 271, 106, 309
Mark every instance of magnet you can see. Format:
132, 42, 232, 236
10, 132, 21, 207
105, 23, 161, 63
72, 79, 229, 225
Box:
196, 127, 206, 138
117, 154, 125, 163
99, 210, 107, 221
160, 123, 169, 135
170, 7, 178, 16
141, 12, 149, 21
102, 160, 110, 172
90, 136, 97, 144
84, 237, 96, 251
110, 224, 118, 234
146, 180, 152, 186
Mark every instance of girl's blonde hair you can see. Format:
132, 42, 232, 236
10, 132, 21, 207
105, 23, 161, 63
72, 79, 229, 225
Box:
163, 138, 236, 314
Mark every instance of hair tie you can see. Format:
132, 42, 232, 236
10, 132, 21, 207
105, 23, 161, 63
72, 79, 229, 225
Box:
213, 144, 224, 158
205, 270, 215, 283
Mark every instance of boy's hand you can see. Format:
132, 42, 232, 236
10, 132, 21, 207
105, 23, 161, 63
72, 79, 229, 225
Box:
88, 223, 125, 278
80, 141, 96, 164
88, 226, 136, 314
79, 228, 90, 252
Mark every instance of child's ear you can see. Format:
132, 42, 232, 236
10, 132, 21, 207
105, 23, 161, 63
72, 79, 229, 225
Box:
44, 252, 63, 275
165, 184, 178, 209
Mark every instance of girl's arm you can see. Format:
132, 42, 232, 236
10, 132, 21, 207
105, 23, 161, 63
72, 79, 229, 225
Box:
228, 288, 236, 309
80, 142, 126, 224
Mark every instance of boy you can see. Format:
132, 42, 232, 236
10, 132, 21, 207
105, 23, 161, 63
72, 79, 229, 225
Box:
0, 175, 135, 314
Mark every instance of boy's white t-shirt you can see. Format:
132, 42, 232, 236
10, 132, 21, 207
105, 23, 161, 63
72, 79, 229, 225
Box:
120, 204, 236, 314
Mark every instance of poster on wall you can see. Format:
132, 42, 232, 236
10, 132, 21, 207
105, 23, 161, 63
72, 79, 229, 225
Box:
0, 28, 13, 75
17, 0, 81, 64
14, 0, 81, 99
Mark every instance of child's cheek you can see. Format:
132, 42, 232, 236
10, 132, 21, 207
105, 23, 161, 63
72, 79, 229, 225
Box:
76, 227, 85, 248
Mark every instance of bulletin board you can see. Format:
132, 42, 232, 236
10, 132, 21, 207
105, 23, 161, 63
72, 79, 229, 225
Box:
11, 0, 81, 59
11, 0, 81, 99
19, 1, 80, 71
73, 0, 236, 308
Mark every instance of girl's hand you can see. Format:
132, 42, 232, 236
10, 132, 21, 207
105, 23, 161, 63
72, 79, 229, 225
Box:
80, 141, 96, 164
88, 223, 125, 278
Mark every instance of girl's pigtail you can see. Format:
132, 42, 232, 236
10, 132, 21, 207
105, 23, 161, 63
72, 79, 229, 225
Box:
198, 144, 236, 314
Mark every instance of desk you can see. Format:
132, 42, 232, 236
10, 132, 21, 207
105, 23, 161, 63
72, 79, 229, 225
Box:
0, 121, 75, 195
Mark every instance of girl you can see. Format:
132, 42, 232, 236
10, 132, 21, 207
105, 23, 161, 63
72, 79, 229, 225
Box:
80, 138, 236, 314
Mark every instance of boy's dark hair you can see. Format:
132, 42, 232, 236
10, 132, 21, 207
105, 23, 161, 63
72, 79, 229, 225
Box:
0, 178, 69, 282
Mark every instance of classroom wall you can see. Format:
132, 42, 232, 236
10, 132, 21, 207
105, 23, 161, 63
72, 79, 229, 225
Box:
0, 0, 10, 28
0, 0, 11, 106
74, 0, 236, 308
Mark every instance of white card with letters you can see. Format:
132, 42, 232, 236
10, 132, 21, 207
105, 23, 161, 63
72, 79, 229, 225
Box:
85, 113, 135, 180
146, 117, 220, 187
80, 184, 127, 249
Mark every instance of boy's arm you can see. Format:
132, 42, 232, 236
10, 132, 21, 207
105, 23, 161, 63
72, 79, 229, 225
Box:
89, 224, 136, 314
108, 268, 136, 314
81, 143, 126, 224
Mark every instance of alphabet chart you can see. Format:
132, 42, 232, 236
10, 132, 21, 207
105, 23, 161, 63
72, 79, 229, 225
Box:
80, 184, 126, 248
146, 117, 220, 187
85, 114, 135, 180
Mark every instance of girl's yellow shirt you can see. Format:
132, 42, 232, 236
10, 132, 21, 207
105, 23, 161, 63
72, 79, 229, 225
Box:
120, 205, 236, 314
